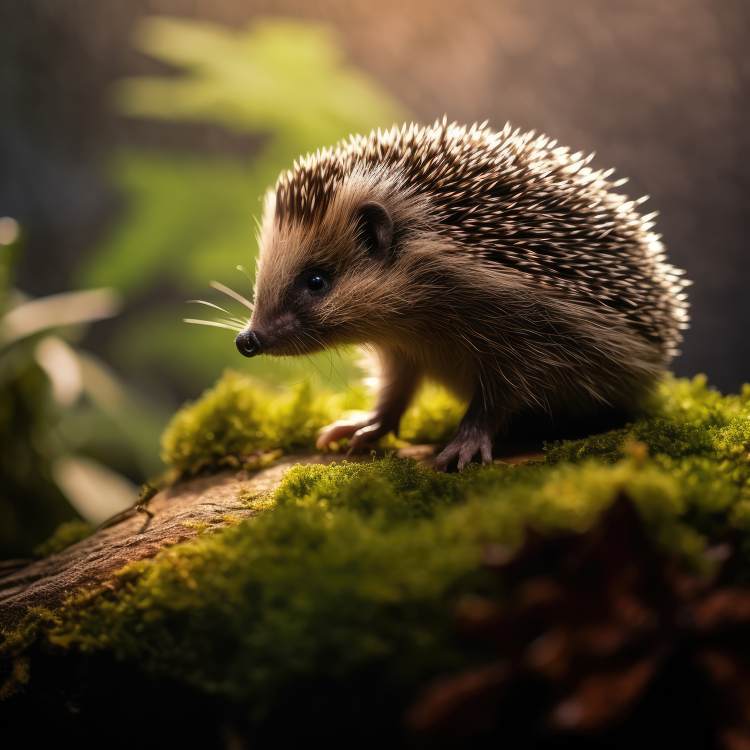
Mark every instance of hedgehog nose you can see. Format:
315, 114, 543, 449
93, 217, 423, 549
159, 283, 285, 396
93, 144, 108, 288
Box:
236, 330, 262, 357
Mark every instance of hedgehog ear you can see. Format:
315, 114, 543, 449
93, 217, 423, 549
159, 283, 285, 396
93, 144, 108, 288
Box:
356, 202, 393, 257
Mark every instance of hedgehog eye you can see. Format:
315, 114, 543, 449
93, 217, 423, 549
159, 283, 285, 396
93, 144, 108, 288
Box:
305, 272, 329, 293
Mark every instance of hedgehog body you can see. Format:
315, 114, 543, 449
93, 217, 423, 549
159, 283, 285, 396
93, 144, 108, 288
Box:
236, 120, 690, 470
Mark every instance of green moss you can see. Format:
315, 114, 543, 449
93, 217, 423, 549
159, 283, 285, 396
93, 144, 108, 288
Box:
12, 440, 750, 709
273, 454, 481, 522
647, 373, 750, 427
133, 482, 158, 518
385, 382, 465, 446
137, 482, 159, 506
32, 520, 94, 559
159, 369, 470, 477
162, 370, 750, 480
237, 488, 276, 512
160, 370, 358, 476
5, 373, 750, 718
181, 521, 210, 534
545, 374, 750, 466
1, 607, 63, 656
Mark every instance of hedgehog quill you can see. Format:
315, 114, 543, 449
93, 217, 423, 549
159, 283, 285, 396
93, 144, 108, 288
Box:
231, 120, 690, 471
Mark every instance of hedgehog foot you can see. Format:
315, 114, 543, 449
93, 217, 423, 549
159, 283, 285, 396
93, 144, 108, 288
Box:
316, 417, 393, 454
434, 428, 493, 472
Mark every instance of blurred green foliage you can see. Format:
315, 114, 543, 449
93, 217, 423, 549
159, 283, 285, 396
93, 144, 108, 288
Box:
0, 239, 70, 555
0, 238, 167, 558
114, 16, 402, 156
80, 17, 407, 396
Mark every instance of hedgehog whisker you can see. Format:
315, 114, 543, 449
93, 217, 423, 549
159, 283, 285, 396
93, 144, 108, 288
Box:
210, 280, 255, 311
215, 317, 248, 329
186, 299, 235, 316
327, 347, 350, 393
288, 372, 315, 388
300, 332, 340, 389
186, 300, 247, 328
304, 353, 333, 388
323, 347, 336, 386
323, 344, 349, 392
236, 265, 254, 283
183, 319, 244, 332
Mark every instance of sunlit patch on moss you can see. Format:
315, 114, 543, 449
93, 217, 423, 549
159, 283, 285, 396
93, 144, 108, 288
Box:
381, 382, 466, 447
237, 490, 276, 513
181, 521, 210, 534
160, 370, 359, 476
647, 374, 750, 427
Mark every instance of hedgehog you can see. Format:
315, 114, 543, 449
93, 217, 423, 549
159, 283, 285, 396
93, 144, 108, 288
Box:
231, 119, 690, 470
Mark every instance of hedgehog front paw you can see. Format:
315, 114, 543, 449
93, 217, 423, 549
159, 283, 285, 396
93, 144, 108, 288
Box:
316, 417, 392, 454
434, 429, 493, 472
346, 421, 392, 455
316, 420, 363, 450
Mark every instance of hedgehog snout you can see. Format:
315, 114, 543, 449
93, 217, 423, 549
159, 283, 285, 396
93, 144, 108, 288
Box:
235, 330, 262, 358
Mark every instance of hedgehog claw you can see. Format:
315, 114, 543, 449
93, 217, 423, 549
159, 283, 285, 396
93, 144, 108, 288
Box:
316, 417, 391, 453
316, 420, 362, 450
434, 430, 493, 472
346, 422, 387, 455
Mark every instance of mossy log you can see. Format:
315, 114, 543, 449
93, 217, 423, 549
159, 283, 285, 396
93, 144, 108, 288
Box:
0, 446, 444, 629
0, 455, 336, 627
2, 373, 750, 748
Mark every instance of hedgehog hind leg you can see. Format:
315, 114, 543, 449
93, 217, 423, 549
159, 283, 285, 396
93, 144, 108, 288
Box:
434, 395, 499, 472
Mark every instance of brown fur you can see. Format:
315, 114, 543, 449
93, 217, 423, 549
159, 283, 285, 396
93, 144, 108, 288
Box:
242, 120, 690, 469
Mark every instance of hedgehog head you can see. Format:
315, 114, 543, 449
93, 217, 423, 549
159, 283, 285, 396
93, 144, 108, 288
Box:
237, 162, 435, 359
